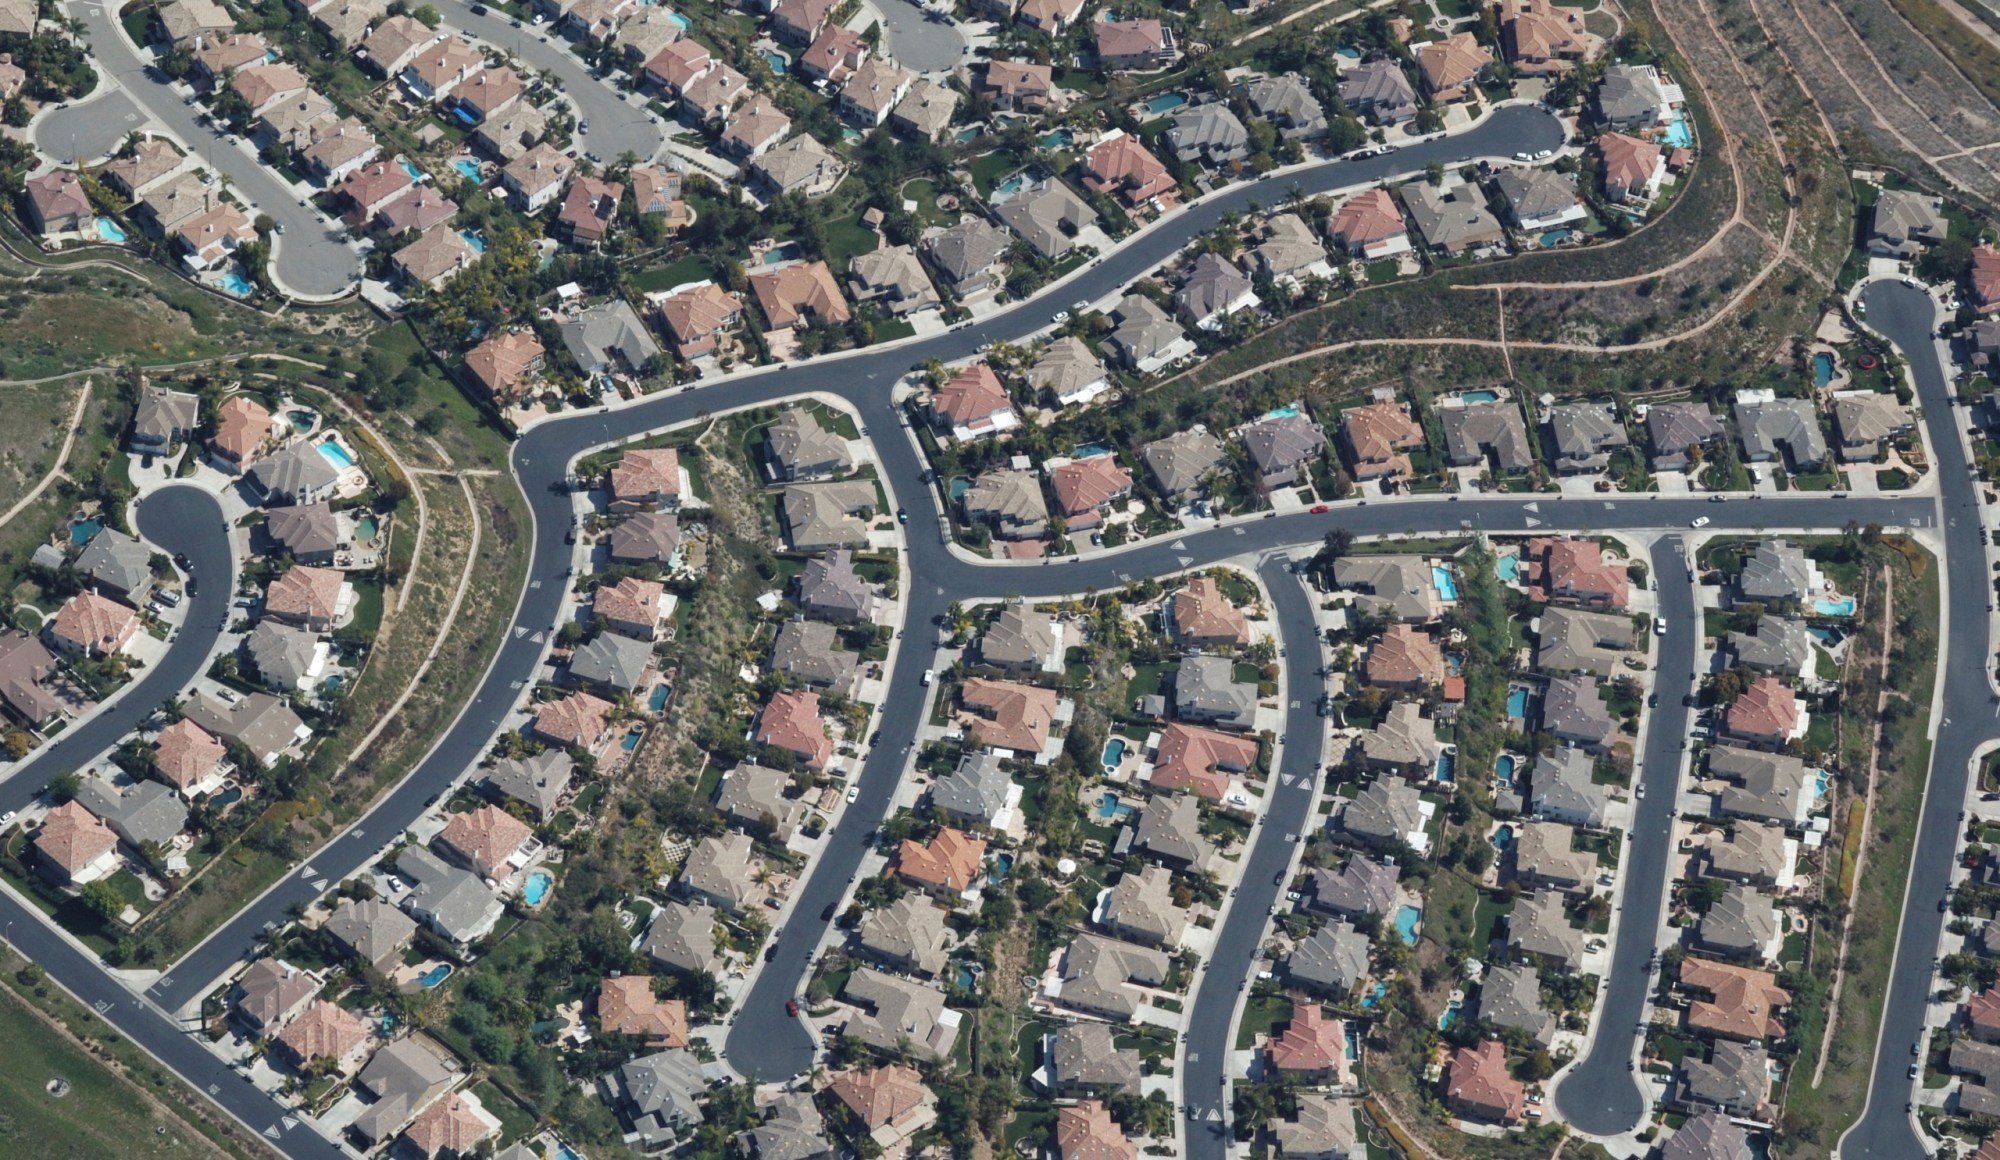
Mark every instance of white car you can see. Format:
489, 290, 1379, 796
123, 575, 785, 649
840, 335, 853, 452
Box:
1690, 516, 1711, 528
1654, 616, 1667, 635
845, 784, 860, 804
0, 810, 14, 826
1636, 784, 1646, 799
1052, 310, 1070, 323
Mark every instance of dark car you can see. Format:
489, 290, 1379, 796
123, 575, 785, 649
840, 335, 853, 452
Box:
173, 553, 192, 571
821, 903, 837, 921
1273, 871, 1285, 886
764, 944, 778, 962
469, 2, 486, 11
896, 507, 908, 524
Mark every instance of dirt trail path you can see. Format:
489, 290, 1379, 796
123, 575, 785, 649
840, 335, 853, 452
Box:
0, 381, 89, 530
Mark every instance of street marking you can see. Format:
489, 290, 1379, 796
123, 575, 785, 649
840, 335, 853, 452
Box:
529, 579, 542, 589
298, 865, 317, 879
1604, 502, 1615, 510
93, 1000, 111, 1013
1524, 502, 1540, 512
1188, 1052, 1198, 1062
282, 1117, 299, 1130
513, 627, 528, 638
1177, 555, 1193, 567
350, 829, 365, 839
313, 879, 328, 891
1208, 1109, 1223, 1122
208, 1084, 219, 1095
264, 1126, 281, 1140
1234, 527, 1244, 535
1281, 774, 1295, 786
1524, 517, 1542, 528
1290, 700, 1299, 708
1171, 540, 1186, 549
530, 631, 546, 643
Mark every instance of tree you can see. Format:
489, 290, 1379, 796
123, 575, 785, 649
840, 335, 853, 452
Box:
47, 770, 81, 803
411, 3, 441, 25
80, 878, 125, 922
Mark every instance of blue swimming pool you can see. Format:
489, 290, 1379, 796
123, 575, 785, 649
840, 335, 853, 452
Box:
1264, 403, 1302, 420
522, 868, 553, 906
762, 243, 800, 266
994, 176, 1026, 198
1102, 738, 1126, 768
1812, 770, 1831, 799
1461, 389, 1500, 404
1334, 46, 1360, 60
955, 965, 975, 989
955, 126, 982, 143
95, 217, 128, 243
417, 963, 453, 989
1496, 553, 1521, 581
759, 48, 788, 72
1496, 753, 1517, 784
1539, 229, 1571, 248
1394, 905, 1421, 946
990, 853, 1013, 880
459, 230, 487, 254
1808, 626, 1844, 646
218, 271, 255, 296
621, 726, 642, 750
949, 476, 971, 500
557, 1145, 588, 1160
452, 158, 482, 182
1661, 112, 1693, 149
355, 514, 379, 544
1491, 824, 1514, 852
1343, 1023, 1360, 1061
1814, 597, 1856, 617
1506, 687, 1530, 718
212, 785, 243, 808
649, 684, 672, 711
1359, 981, 1386, 1008
318, 438, 357, 470
1143, 93, 1187, 114
1437, 998, 1461, 1030
1073, 443, 1113, 459
1042, 129, 1073, 148
1446, 653, 1464, 677
1813, 352, 1835, 386
1096, 792, 1134, 820
1432, 565, 1459, 601
664, 8, 689, 26
399, 158, 424, 181
1433, 750, 1455, 783
69, 518, 101, 545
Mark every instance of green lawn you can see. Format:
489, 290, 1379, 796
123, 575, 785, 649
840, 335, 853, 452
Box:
1234, 994, 1294, 1049
823, 214, 879, 272
633, 254, 719, 293
473, 1080, 536, 1145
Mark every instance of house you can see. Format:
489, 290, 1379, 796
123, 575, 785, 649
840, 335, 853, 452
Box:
562, 300, 661, 375
471, 102, 547, 160
1702, 821, 1790, 887
641, 39, 715, 96
1152, 722, 1258, 800
1045, 1023, 1140, 1095
1595, 62, 1674, 129
248, 440, 342, 506
32, 801, 118, 885
1099, 864, 1188, 947
714, 762, 808, 841
299, 117, 381, 183
771, 620, 860, 695
891, 77, 959, 142
152, 718, 229, 797
1094, 18, 1174, 69
1679, 957, 1790, 1040
1055, 1101, 1137, 1160
1512, 820, 1594, 893
272, 1000, 370, 1072
826, 1065, 936, 1150
849, 245, 939, 317
769, 0, 837, 43
22, 170, 91, 237
1106, 294, 1196, 373
733, 1093, 831, 1160
244, 621, 324, 693
839, 972, 960, 1059
46, 592, 139, 657
798, 549, 881, 622
1048, 456, 1131, 528
1141, 429, 1229, 499
1047, 933, 1169, 1020
1522, 536, 1630, 608
607, 448, 682, 512
1675, 1042, 1771, 1120
677, 832, 763, 913
609, 511, 681, 567
980, 59, 1056, 113
1662, 1109, 1756, 1160
609, 1049, 707, 1151
1027, 335, 1110, 408
780, 481, 877, 550
1171, 576, 1251, 647
184, 691, 309, 767
390, 226, 480, 290
1338, 59, 1419, 124
323, 897, 418, 970
1497, 0, 1596, 74
658, 282, 742, 361
1442, 1039, 1524, 1122
1247, 72, 1328, 138
1496, 167, 1586, 231
1340, 778, 1428, 850
1081, 132, 1176, 207
136, 173, 223, 237
1479, 964, 1556, 1048
931, 363, 1019, 441
102, 138, 188, 200
642, 899, 722, 977
1164, 103, 1250, 167
435, 804, 531, 880
977, 604, 1059, 674
1952, 1040, 2000, 1117
595, 976, 689, 1046
629, 165, 687, 222
1869, 189, 1948, 258
357, 15, 438, 77
1528, 747, 1608, 827
923, 217, 1011, 301
755, 689, 832, 769
1253, 213, 1332, 285
1273, 1094, 1362, 1160
614, 5, 683, 64
996, 183, 1098, 260
856, 892, 952, 975
1595, 132, 1664, 202
231, 959, 322, 1035
0, 631, 56, 736
1507, 890, 1583, 972
229, 63, 309, 116
1441, 400, 1534, 472
1242, 412, 1326, 491
749, 260, 851, 331
1646, 401, 1725, 470
173, 201, 260, 271
1414, 33, 1491, 100
958, 678, 1059, 756
593, 576, 667, 641
73, 529, 155, 602
1728, 616, 1813, 678
347, 1037, 457, 1145
751, 134, 847, 198
1831, 392, 1913, 461
1363, 623, 1443, 690
1543, 672, 1615, 751
557, 176, 623, 245
529, 690, 615, 749
1697, 882, 1780, 961
500, 143, 574, 212
839, 57, 912, 125
461, 331, 545, 402
1133, 794, 1214, 872
265, 564, 351, 631
1285, 921, 1371, 999
1533, 606, 1633, 678
1176, 252, 1260, 331
1968, 243, 2000, 313
77, 775, 188, 854
1403, 181, 1505, 253
1738, 540, 1819, 606
1722, 677, 1804, 750
398, 846, 504, 945
401, 34, 485, 102
1358, 700, 1437, 775
1710, 745, 1815, 827
930, 751, 1017, 829
1016, 0, 1086, 28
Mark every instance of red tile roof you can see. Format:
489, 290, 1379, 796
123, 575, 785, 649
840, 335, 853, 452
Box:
33, 800, 117, 876
1049, 456, 1132, 519
755, 689, 832, 768
436, 804, 531, 875
1153, 723, 1258, 800
895, 826, 987, 892
1724, 676, 1799, 743
1266, 1002, 1345, 1074
1444, 1038, 1525, 1122
596, 975, 690, 1045
1171, 576, 1250, 645
154, 719, 227, 791
931, 363, 1012, 427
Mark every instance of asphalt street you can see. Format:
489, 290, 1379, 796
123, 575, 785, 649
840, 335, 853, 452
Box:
1552, 535, 1696, 1133
42, 0, 361, 296
1836, 282, 1986, 1158
871, 0, 968, 73
428, 0, 664, 164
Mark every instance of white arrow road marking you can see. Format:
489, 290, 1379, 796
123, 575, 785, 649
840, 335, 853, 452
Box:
298, 865, 317, 879
1178, 555, 1193, 567
350, 829, 365, 839
264, 1126, 281, 1140
1171, 540, 1186, 549
1525, 517, 1542, 528
1524, 501, 1540, 512
282, 1117, 299, 1130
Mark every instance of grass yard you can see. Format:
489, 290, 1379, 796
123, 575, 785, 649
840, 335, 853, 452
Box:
823, 214, 879, 273
1234, 993, 1294, 1049
632, 254, 719, 294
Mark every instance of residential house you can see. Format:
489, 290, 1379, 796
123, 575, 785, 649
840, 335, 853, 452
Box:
299, 118, 381, 183
890, 78, 959, 141
771, 619, 860, 695
839, 972, 960, 1059
1152, 722, 1257, 800
1414, 33, 1491, 101
22, 170, 91, 237
151, 718, 229, 797
1273, 1094, 1362, 1160
348, 1037, 457, 1145
769, 0, 836, 43
720, 96, 792, 158
1094, 18, 1174, 69
1133, 794, 1214, 872
1869, 190, 1948, 258
357, 15, 437, 78
1247, 72, 1327, 138
1737, 540, 1819, 606
173, 201, 259, 271
1495, 167, 1586, 231
1721, 677, 1803, 750
798, 549, 881, 622
1533, 606, 1634, 678
1141, 429, 1229, 499
958, 677, 1059, 756
1441, 400, 1534, 472
609, 448, 682, 512
400, 34, 484, 102
272, 1000, 370, 1072
183, 691, 309, 768
461, 330, 546, 402
1662, 1110, 1756, 1159
229, 63, 309, 117
826, 1065, 936, 1150
930, 363, 1020, 441
1478, 963, 1556, 1048
980, 59, 1055, 113
1709, 745, 1816, 828
1048, 455, 1131, 528
46, 592, 140, 657
609, 511, 681, 567
1831, 392, 1913, 462
265, 564, 351, 632
1164, 103, 1250, 167
390, 226, 480, 290
1646, 401, 1724, 471
856, 893, 952, 975
500, 143, 574, 212
1339, 777, 1427, 850
657, 282, 742, 361
0, 631, 58, 732
609, 1050, 706, 1151
529, 690, 615, 750
677, 832, 763, 913
1055, 1101, 1138, 1160
755, 688, 832, 769
839, 57, 912, 126
1099, 864, 1188, 947
1511, 819, 1594, 893
849, 245, 939, 317
1727, 616, 1813, 678
244, 621, 324, 693
1679, 957, 1790, 1041
1403, 181, 1505, 253
77, 776, 188, 854
434, 803, 531, 882
1522, 536, 1630, 608
1497, 0, 1596, 75
159, 0, 235, 46
1253, 213, 1332, 286
1702, 821, 1790, 887
1362, 622, 1443, 690
471, 102, 546, 160
32, 801, 118, 885
596, 976, 690, 1047
1596, 132, 1664, 202
101, 137, 188, 200
1081, 132, 1176, 208
1542, 672, 1615, 751
734, 1093, 831, 1160
749, 260, 851, 331
593, 575, 667, 640
1967, 243, 2000, 314
231, 959, 322, 1035
557, 176, 623, 246
1176, 252, 1260, 331
629, 165, 688, 225
923, 217, 1011, 301
930, 751, 1017, 829
1357, 700, 1438, 775
1047, 933, 1169, 1020
1045, 1024, 1140, 1096
562, 300, 661, 375
1508, 890, 1584, 972
1675, 1042, 1771, 1121
1170, 576, 1251, 647
1106, 293, 1197, 373
1595, 62, 1673, 130
1528, 747, 1608, 827
714, 762, 808, 841
997, 182, 1097, 260
1442, 1039, 1524, 1122
1027, 334, 1109, 407
324, 897, 418, 970
641, 39, 714, 96
1338, 58, 1419, 124
1697, 881, 1780, 961
779, 481, 877, 550
1242, 411, 1326, 491
642, 899, 723, 977
1285, 922, 1371, 1000
248, 440, 342, 506
73, 529, 154, 602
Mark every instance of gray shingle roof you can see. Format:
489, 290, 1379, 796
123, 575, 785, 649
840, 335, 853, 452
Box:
618, 1048, 707, 1138
244, 620, 320, 692
1442, 401, 1534, 472
798, 548, 879, 621
1274, 1094, 1362, 1160
483, 750, 574, 817
1646, 402, 1724, 469
250, 440, 342, 503
1546, 401, 1628, 470
562, 300, 662, 374
399, 845, 504, 943
1133, 793, 1212, 871
736, 1093, 830, 1160
713, 763, 807, 841
995, 183, 1096, 259
1529, 747, 1608, 827
1339, 778, 1425, 847
1048, 1022, 1141, 1092
1737, 541, 1816, 605
1478, 963, 1555, 1046
855, 892, 952, 975
1697, 882, 1779, 959
74, 529, 154, 597
1535, 606, 1635, 678
771, 619, 860, 692
78, 775, 188, 848
1709, 744, 1814, 825
1284, 921, 1371, 996
1140, 429, 1228, 497
569, 630, 653, 691
1246, 72, 1327, 135
1164, 103, 1249, 164
1174, 654, 1257, 726
930, 751, 1012, 826
1332, 555, 1440, 621
1677, 1040, 1769, 1118
1241, 412, 1328, 476
840, 970, 958, 1058
1338, 58, 1418, 120
1726, 616, 1812, 676
979, 603, 1058, 671
1513, 819, 1595, 890
1542, 673, 1615, 749
1492, 166, 1580, 225
1358, 700, 1436, 770
609, 511, 681, 564
1053, 934, 1170, 1019
1306, 856, 1400, 918
324, 897, 419, 968
1595, 63, 1669, 125
265, 503, 341, 558
1660, 1108, 1754, 1160
1703, 821, 1788, 884
780, 482, 877, 551
924, 217, 1010, 284
764, 407, 854, 480
1733, 398, 1826, 469
643, 899, 723, 976
1507, 890, 1583, 971
1402, 181, 1504, 251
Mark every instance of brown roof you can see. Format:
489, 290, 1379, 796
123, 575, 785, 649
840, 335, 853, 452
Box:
958, 677, 1058, 754
1329, 188, 1406, 247
1968, 982, 2000, 1039
895, 826, 987, 892
266, 564, 346, 623
1363, 623, 1444, 687
1415, 32, 1492, 92
455, 63, 522, 118
1971, 245, 2000, 311
749, 261, 852, 330
1266, 1002, 1345, 1073
800, 24, 867, 79
755, 689, 832, 768
338, 161, 415, 213
595, 575, 665, 629
1341, 401, 1426, 466
1095, 17, 1165, 57
532, 691, 615, 748
595, 975, 690, 1045
229, 63, 307, 111
1083, 133, 1175, 203
274, 999, 369, 1064
643, 38, 710, 90
1049, 456, 1132, 518
1153, 723, 1258, 800
1444, 1039, 1525, 1121
402, 1092, 498, 1158
1525, 537, 1629, 607
932, 363, 1013, 426
558, 175, 623, 243
658, 282, 740, 351
1680, 956, 1791, 1040
212, 395, 274, 461
983, 59, 1053, 105
33, 800, 117, 875
1724, 676, 1798, 742
462, 331, 545, 399
154, 718, 227, 790
1171, 576, 1250, 645
1055, 1100, 1138, 1160
436, 804, 531, 873
1596, 131, 1662, 191
828, 1064, 930, 1129
50, 593, 138, 653
611, 447, 681, 504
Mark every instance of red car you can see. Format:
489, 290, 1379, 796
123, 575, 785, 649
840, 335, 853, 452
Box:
785, 999, 800, 1018
1309, 504, 1330, 514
